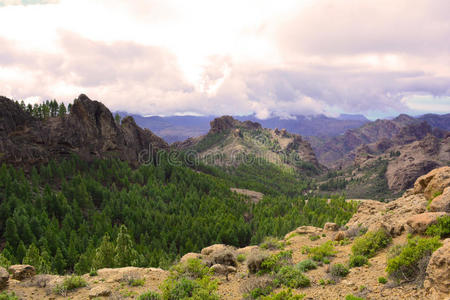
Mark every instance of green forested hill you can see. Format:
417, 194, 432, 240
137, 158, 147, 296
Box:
0, 156, 357, 275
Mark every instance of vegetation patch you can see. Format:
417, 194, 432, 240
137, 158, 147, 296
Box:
0, 292, 18, 300
302, 241, 336, 262
352, 229, 391, 258
386, 236, 442, 282
137, 291, 162, 300
53, 275, 87, 296
261, 289, 305, 300
330, 263, 349, 278
276, 266, 310, 288
348, 255, 368, 268
378, 277, 387, 284
260, 237, 286, 250
295, 259, 317, 272
345, 295, 365, 300
425, 215, 450, 238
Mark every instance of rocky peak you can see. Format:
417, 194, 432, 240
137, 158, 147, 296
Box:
0, 94, 168, 167
209, 116, 262, 134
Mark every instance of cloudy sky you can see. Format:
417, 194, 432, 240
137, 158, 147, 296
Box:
0, 0, 449, 119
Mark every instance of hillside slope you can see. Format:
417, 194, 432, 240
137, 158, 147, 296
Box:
174, 116, 321, 173
2, 167, 448, 299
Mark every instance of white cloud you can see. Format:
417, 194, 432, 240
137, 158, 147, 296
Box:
0, 0, 449, 118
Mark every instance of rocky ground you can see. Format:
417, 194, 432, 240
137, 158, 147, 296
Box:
1, 167, 448, 300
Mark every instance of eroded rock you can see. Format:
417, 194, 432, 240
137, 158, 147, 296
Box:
425, 238, 449, 296
406, 212, 447, 233
0, 267, 9, 290
8, 265, 36, 281
89, 285, 111, 298
429, 186, 450, 213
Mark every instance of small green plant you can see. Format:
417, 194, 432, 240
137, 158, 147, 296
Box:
138, 290, 162, 300
319, 279, 326, 285
276, 266, 310, 288
302, 241, 336, 262
259, 251, 292, 274
53, 275, 87, 296
378, 276, 387, 284
129, 277, 145, 287
330, 264, 349, 278
260, 237, 286, 250
352, 229, 391, 258
348, 255, 368, 268
345, 295, 365, 300
425, 215, 450, 238
237, 254, 246, 263
323, 258, 330, 264
322, 233, 326, 237
296, 259, 317, 272
261, 289, 305, 300
386, 236, 442, 281
89, 268, 98, 276
171, 258, 211, 279
309, 235, 320, 241
0, 292, 18, 300
359, 285, 366, 291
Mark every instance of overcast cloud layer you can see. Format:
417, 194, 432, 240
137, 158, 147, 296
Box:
0, 0, 449, 118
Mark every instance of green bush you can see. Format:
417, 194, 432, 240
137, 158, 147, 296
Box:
276, 266, 310, 288
425, 215, 450, 238
247, 252, 270, 274
309, 235, 320, 241
345, 295, 364, 300
138, 291, 162, 300
295, 259, 317, 272
378, 277, 387, 284
352, 229, 391, 258
259, 251, 292, 274
89, 269, 98, 276
0, 292, 18, 300
129, 277, 145, 287
261, 289, 305, 300
53, 275, 87, 295
330, 264, 349, 278
302, 241, 336, 262
386, 236, 442, 280
237, 254, 246, 263
171, 258, 211, 279
260, 237, 285, 250
348, 255, 368, 268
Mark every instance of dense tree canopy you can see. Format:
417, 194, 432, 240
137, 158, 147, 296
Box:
0, 156, 357, 274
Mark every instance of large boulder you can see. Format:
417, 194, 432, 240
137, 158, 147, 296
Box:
424, 238, 449, 296
200, 244, 232, 256
413, 166, 450, 199
406, 212, 447, 233
0, 267, 9, 290
429, 186, 450, 213
8, 265, 35, 280
324, 222, 339, 231
284, 226, 322, 239
180, 252, 203, 264
89, 285, 112, 298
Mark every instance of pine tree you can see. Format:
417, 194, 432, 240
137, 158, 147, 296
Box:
58, 102, 67, 118
4, 218, 20, 247
53, 248, 66, 275
93, 233, 115, 269
114, 225, 139, 267
114, 113, 121, 125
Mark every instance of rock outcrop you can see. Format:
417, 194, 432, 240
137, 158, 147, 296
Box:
8, 265, 35, 281
424, 238, 450, 296
406, 212, 447, 233
0, 267, 9, 290
0, 94, 168, 168
429, 186, 450, 212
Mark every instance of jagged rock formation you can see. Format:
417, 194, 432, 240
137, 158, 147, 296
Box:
308, 114, 447, 167
175, 115, 320, 171
0, 94, 168, 167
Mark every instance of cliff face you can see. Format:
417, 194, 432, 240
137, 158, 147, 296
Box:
0, 94, 168, 167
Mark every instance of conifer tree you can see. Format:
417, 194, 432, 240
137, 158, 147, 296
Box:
93, 233, 115, 269
114, 225, 139, 267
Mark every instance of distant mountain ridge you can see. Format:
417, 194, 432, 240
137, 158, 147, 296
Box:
118, 112, 370, 143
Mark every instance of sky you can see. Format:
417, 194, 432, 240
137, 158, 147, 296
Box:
0, 0, 449, 119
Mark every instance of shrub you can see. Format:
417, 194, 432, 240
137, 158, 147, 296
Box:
171, 258, 211, 279
425, 215, 450, 238
0, 292, 18, 300
138, 291, 162, 300
345, 295, 364, 300
378, 277, 387, 284
261, 289, 305, 300
302, 241, 336, 262
348, 255, 368, 268
352, 229, 391, 258
89, 269, 98, 276
309, 235, 320, 241
296, 259, 317, 272
386, 236, 442, 281
247, 251, 270, 274
161, 258, 219, 300
128, 277, 145, 287
276, 266, 310, 288
259, 251, 292, 274
260, 237, 285, 250
237, 254, 246, 263
330, 264, 349, 278
242, 275, 275, 299
53, 275, 87, 295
